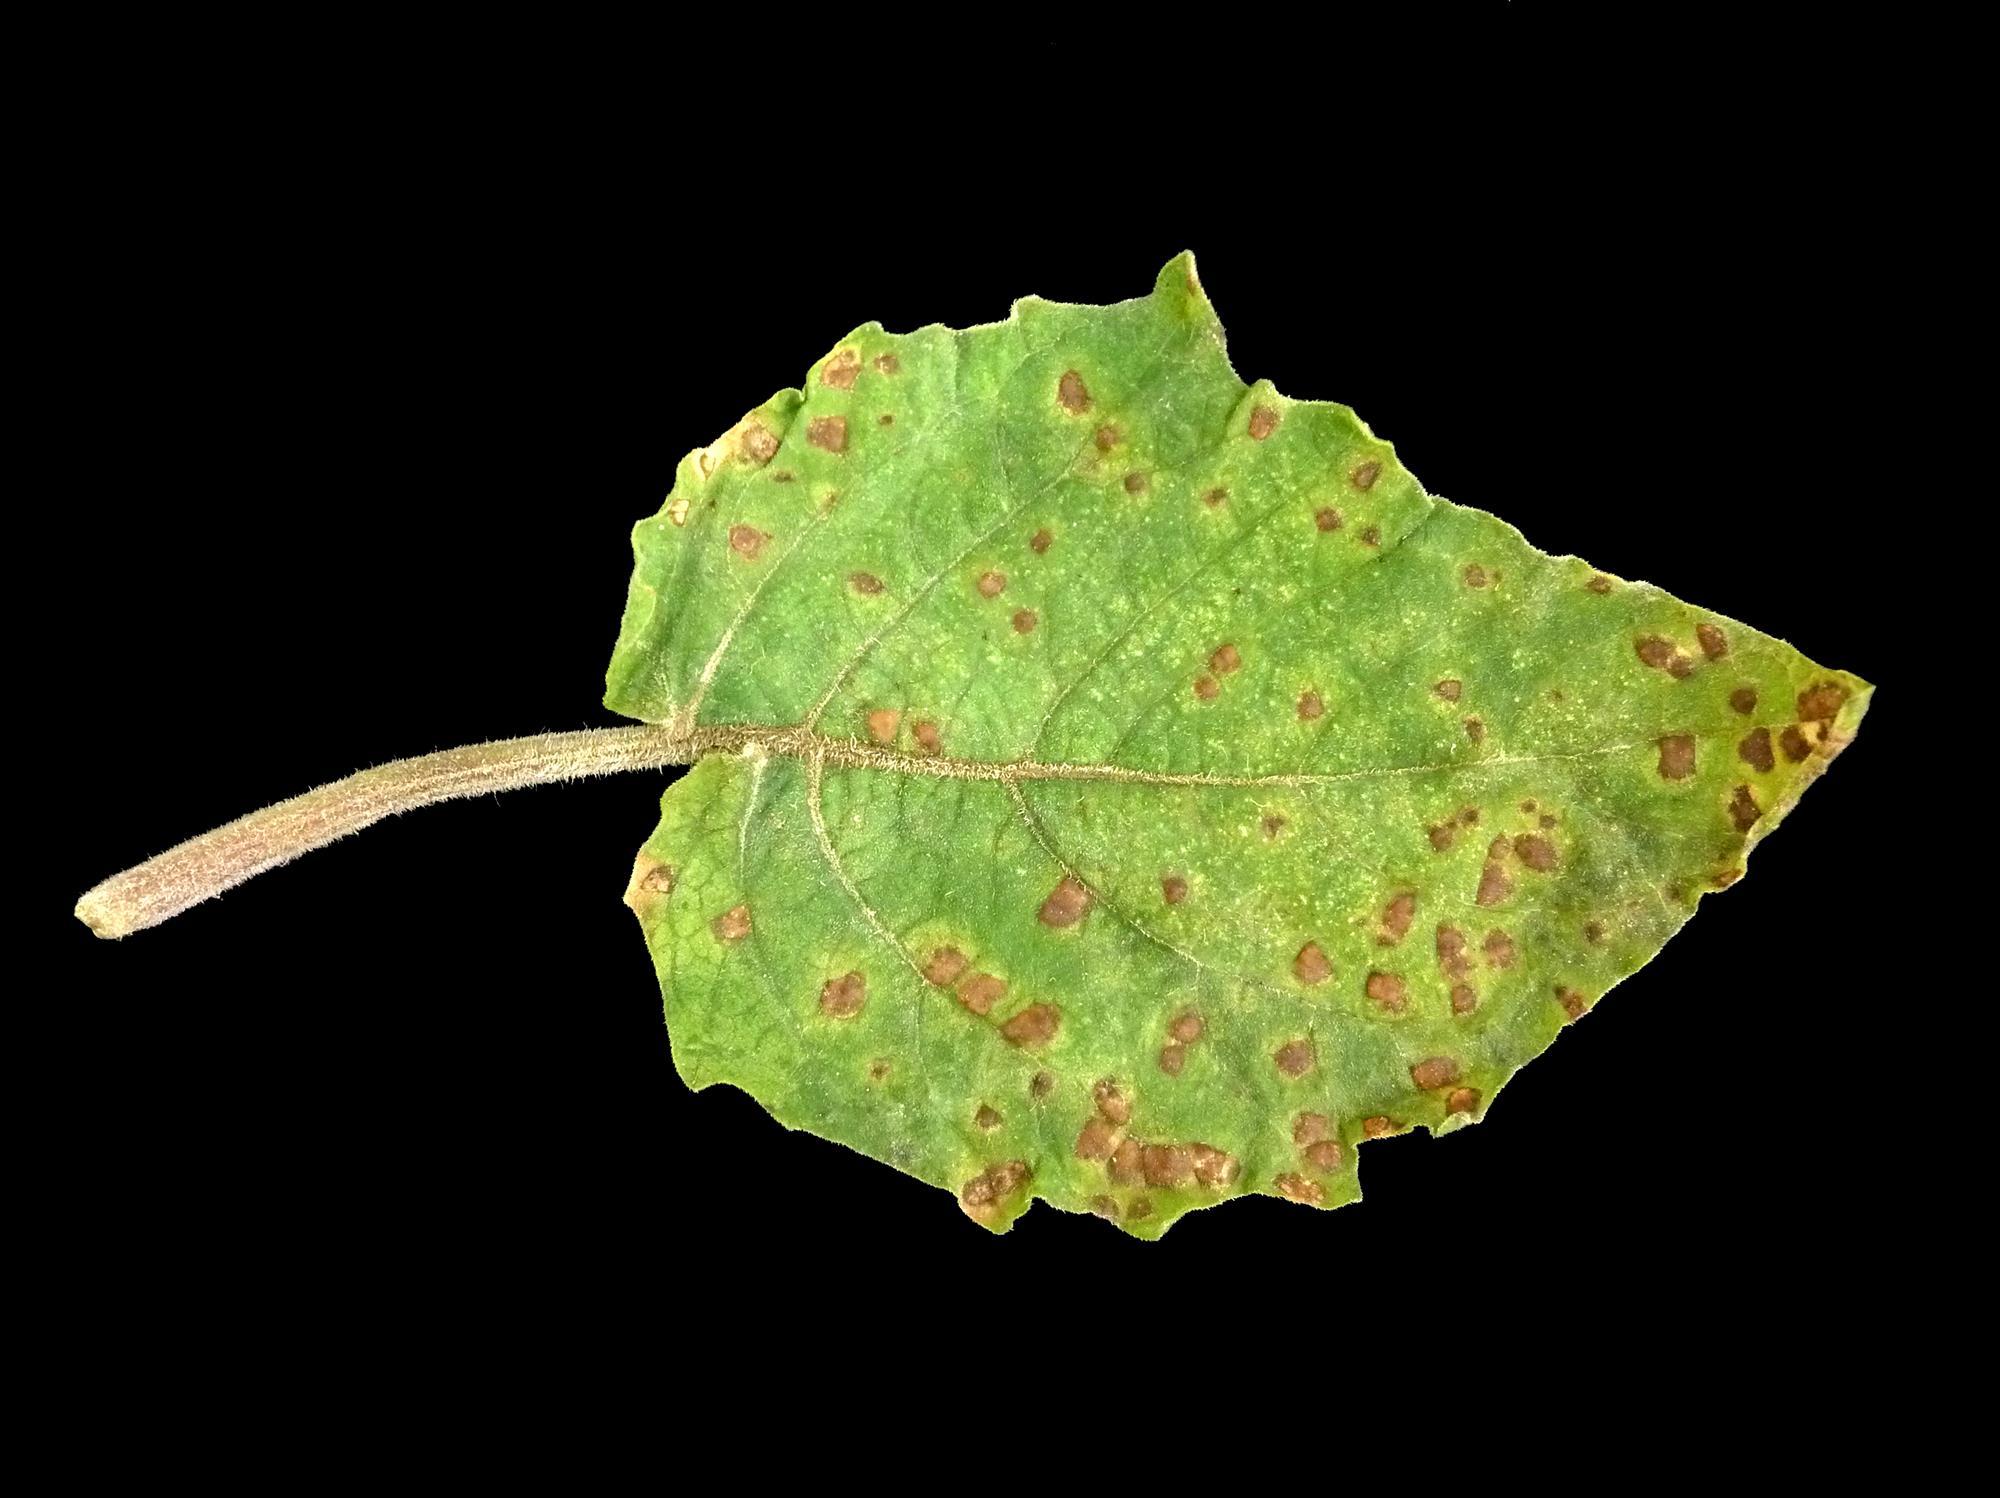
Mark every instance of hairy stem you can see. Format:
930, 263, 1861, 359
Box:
74, 724, 716, 940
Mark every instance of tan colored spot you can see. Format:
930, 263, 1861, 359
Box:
1410, 1056, 1461, 1090
1450, 983, 1479, 1015
1261, 813, 1287, 840
1210, 643, 1242, 675
1464, 716, 1486, 743
1012, 609, 1038, 634
1360, 525, 1381, 547
1555, 986, 1587, 1022
1365, 971, 1408, 1014
1204, 486, 1229, 508
1189, 1144, 1238, 1188
1436, 924, 1471, 980
1513, 833, 1558, 872
806, 415, 847, 453
1169, 1010, 1204, 1044
1476, 838, 1514, 907
1728, 783, 1762, 833
1123, 471, 1148, 495
666, 496, 689, 526
1797, 681, 1849, 721
1315, 506, 1342, 532
1738, 726, 1775, 773
977, 569, 1006, 598
634, 862, 676, 896
1463, 563, 1489, 588
1446, 1087, 1480, 1115
1057, 369, 1091, 414
1030, 1071, 1054, 1099
1248, 404, 1280, 440
1108, 1138, 1143, 1185
1351, 459, 1382, 490
819, 970, 866, 1019
1093, 1079, 1131, 1126
740, 422, 780, 464
1635, 635, 1694, 678
913, 719, 941, 754
1029, 527, 1053, 554
1483, 929, 1517, 968
1730, 686, 1758, 714
1586, 574, 1613, 594
822, 349, 861, 389
1075, 1117, 1117, 1161
1001, 1003, 1061, 1047
959, 1160, 1030, 1224
1298, 689, 1325, 720
1780, 725, 1811, 762
1095, 424, 1121, 451
1193, 674, 1219, 701
923, 946, 968, 987
1161, 874, 1189, 905
1435, 679, 1463, 702
956, 973, 1006, 1015
1274, 1038, 1316, 1077
865, 707, 900, 744
1276, 1172, 1326, 1206
1362, 1116, 1395, 1138
975, 1104, 1002, 1132
711, 904, 751, 943
728, 524, 769, 559
1697, 623, 1729, 660
1304, 1140, 1344, 1174
1143, 1144, 1194, 1188
849, 570, 885, 595
1038, 876, 1091, 928
1293, 942, 1332, 986
1377, 891, 1416, 946
1657, 734, 1697, 780
1293, 1112, 1330, 1147
1158, 1043, 1186, 1076
874, 353, 900, 375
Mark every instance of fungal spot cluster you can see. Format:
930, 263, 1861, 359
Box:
1292, 1112, 1344, 1177
1159, 1008, 1204, 1076
959, 1159, 1031, 1227
1074, 1073, 1238, 1220
922, 942, 1059, 1049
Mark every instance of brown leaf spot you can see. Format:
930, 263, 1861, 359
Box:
1293, 942, 1332, 986
1092, 1078, 1131, 1126
1122, 471, 1149, 495
878, 414, 894, 426
1362, 1116, 1396, 1138
1483, 929, 1517, 968
1780, 725, 1812, 762
1275, 1172, 1326, 1206
1540, 812, 1559, 828
1410, 1055, 1461, 1090
1728, 783, 1763, 833
1075, 1117, 1117, 1161
1435, 679, 1463, 702
1261, 813, 1287, 840
1057, 369, 1091, 414
666, 496, 690, 526
819, 970, 866, 1019
1463, 563, 1489, 588
1428, 821, 1457, 852
1555, 986, 1588, 1022
1304, 1140, 1344, 1174
822, 349, 861, 389
1189, 1144, 1239, 1188
956, 973, 1007, 1016
1436, 924, 1471, 980
635, 862, 676, 896
1635, 635, 1693, 677
1377, 891, 1416, 946
1089, 1195, 1118, 1220
1697, 623, 1729, 660
1730, 686, 1758, 714
1315, 506, 1343, 532
1126, 1197, 1153, 1220
1446, 1087, 1480, 1115
1209, 643, 1242, 675
975, 1104, 1002, 1132
868, 1058, 891, 1083
923, 947, 969, 987
1030, 1071, 1055, 1099
1158, 1043, 1186, 1076
1513, 833, 1558, 872
1160, 874, 1189, 906
1012, 609, 1038, 634
1108, 1138, 1143, 1185
1298, 689, 1325, 720
1038, 876, 1091, 928
1293, 1112, 1330, 1147
1350, 459, 1382, 490
1170, 1010, 1204, 1044
1476, 839, 1514, 907
865, 707, 901, 744
1203, 486, 1229, 508
1029, 527, 1053, 554
1797, 681, 1849, 721
1657, 734, 1697, 780
1583, 920, 1606, 944
741, 422, 780, 464
1274, 1038, 1316, 1078
959, 1160, 1030, 1223
1738, 726, 1775, 773
849, 570, 884, 595
913, 719, 941, 754
1193, 674, 1219, 701
1001, 1003, 1061, 1048
1360, 525, 1381, 547
728, 524, 769, 559
1586, 574, 1613, 594
1365, 971, 1408, 1014
1248, 404, 1280, 440
1451, 983, 1479, 1015
1464, 716, 1486, 743
874, 352, 900, 375
977, 569, 1006, 598
770, 471, 793, 484
806, 415, 847, 453
711, 904, 751, 943
1095, 424, 1121, 451
1142, 1144, 1194, 1188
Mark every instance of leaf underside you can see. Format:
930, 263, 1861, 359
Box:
605, 253, 1870, 1238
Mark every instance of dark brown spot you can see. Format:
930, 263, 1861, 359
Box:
1075, 1117, 1117, 1161
1108, 1138, 1143, 1185
1029, 527, 1053, 554
1203, 486, 1229, 508
849, 570, 885, 595
1446, 1087, 1480, 1115
1797, 681, 1849, 721
975, 1104, 1002, 1132
1365, 971, 1408, 1014
1464, 716, 1485, 743
740, 422, 780, 464
1142, 1144, 1193, 1188
1158, 1043, 1186, 1076
1428, 821, 1457, 852
1030, 1071, 1054, 1099
1001, 1003, 1061, 1047
1304, 1140, 1344, 1174
1435, 679, 1463, 702
1261, 813, 1287, 840
1780, 725, 1812, 762
1555, 986, 1587, 1022
874, 353, 900, 375
1697, 623, 1729, 660
819, 970, 866, 1019
1189, 1144, 1238, 1188
868, 1058, 891, 1082
1540, 812, 1559, 829
956, 973, 1006, 1016
1463, 563, 1489, 588
1476, 838, 1514, 907
1274, 1038, 1316, 1078
1209, 643, 1242, 675
1360, 525, 1381, 547
923, 947, 968, 987
1275, 1172, 1326, 1206
1293, 943, 1332, 986
1095, 424, 1120, 451
865, 707, 900, 744
1169, 1010, 1204, 1044
711, 904, 751, 943
1635, 635, 1694, 678
1513, 833, 1558, 872
913, 719, 941, 754
1483, 929, 1517, 968
977, 569, 1006, 598
1436, 924, 1471, 980
1657, 734, 1697, 780
1362, 1116, 1395, 1139
1193, 674, 1219, 701
1123, 471, 1148, 495
1586, 574, 1613, 594
1298, 689, 1325, 720
1730, 686, 1758, 714
1293, 1112, 1330, 1147
822, 349, 861, 389
1092, 1079, 1131, 1126
806, 415, 847, 453
1161, 874, 1189, 905
1738, 726, 1775, 773
728, 524, 769, 559
1451, 983, 1479, 1014
1410, 1056, 1461, 1090
1583, 920, 1606, 944
1315, 506, 1343, 532
1057, 369, 1091, 414
1038, 876, 1091, 928
1012, 609, 1038, 634
878, 413, 894, 427
1377, 891, 1416, 946
1351, 460, 1382, 490
1728, 783, 1762, 833
1248, 404, 1280, 440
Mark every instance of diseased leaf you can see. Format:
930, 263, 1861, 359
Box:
608, 253, 1871, 1238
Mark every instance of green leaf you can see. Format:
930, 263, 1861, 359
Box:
606, 253, 1871, 1238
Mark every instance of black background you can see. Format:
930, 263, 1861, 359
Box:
44, 16, 1923, 1398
